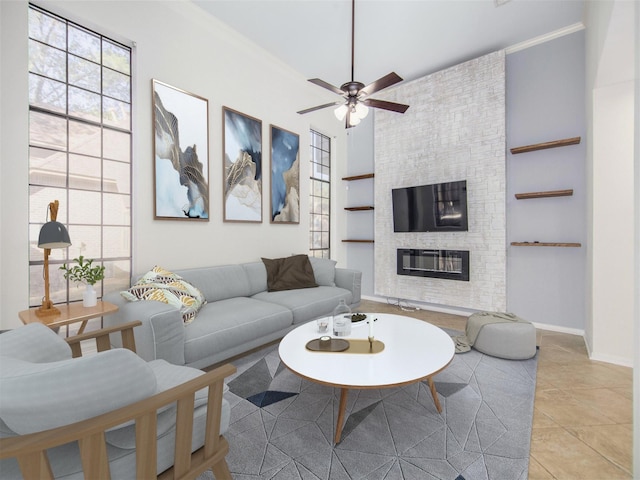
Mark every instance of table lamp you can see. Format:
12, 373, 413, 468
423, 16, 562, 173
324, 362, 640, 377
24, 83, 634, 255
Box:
36, 200, 71, 317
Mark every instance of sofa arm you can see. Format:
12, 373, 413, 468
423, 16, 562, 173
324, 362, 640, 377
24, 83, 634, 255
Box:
102, 291, 186, 365
335, 268, 362, 307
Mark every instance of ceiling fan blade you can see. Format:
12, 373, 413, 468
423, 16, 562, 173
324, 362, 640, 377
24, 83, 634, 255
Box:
363, 98, 410, 114
308, 78, 345, 95
359, 72, 403, 97
297, 101, 343, 115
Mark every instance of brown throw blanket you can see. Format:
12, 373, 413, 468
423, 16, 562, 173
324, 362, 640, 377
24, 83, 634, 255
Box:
454, 311, 529, 353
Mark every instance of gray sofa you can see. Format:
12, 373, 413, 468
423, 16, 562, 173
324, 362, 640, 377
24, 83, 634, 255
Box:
103, 258, 361, 369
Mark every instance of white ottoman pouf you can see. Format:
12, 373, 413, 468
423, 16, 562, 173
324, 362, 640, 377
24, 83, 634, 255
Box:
469, 312, 537, 360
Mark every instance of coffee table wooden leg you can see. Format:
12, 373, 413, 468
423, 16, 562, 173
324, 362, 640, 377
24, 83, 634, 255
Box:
334, 388, 349, 444
427, 376, 442, 413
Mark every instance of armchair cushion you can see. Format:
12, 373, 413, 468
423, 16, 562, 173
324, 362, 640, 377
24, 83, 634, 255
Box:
104, 359, 212, 449
0, 322, 71, 363
0, 348, 156, 435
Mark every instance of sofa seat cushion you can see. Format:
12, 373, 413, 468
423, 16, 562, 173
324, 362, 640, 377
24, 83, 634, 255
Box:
252, 286, 352, 325
183, 297, 293, 365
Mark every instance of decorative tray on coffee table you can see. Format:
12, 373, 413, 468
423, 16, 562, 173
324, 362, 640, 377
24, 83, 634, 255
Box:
306, 337, 349, 352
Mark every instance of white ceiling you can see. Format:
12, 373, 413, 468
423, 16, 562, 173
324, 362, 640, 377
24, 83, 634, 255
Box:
193, 0, 585, 93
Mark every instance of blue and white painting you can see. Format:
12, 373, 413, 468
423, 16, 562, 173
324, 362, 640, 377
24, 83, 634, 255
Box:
270, 126, 300, 223
153, 80, 209, 220
223, 108, 262, 222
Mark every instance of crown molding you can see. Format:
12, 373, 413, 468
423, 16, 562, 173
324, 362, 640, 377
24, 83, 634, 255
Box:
506, 22, 585, 54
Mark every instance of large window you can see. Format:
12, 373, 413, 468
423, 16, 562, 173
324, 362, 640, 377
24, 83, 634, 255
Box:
309, 130, 330, 258
28, 5, 132, 308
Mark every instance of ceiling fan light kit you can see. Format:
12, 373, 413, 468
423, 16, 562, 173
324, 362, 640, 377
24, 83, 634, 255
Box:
298, 0, 409, 128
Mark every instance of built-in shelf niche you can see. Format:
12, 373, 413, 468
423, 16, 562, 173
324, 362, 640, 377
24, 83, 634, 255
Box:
343, 173, 374, 244
509, 135, 581, 249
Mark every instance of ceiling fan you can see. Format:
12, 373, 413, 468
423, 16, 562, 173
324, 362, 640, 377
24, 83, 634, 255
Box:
297, 0, 410, 128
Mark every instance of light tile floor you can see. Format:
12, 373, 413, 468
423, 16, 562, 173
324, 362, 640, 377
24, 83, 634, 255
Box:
358, 300, 633, 480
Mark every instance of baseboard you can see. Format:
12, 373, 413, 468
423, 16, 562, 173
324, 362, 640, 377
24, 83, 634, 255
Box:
587, 351, 634, 368
360, 294, 476, 317
530, 322, 585, 337
543, 325, 632, 367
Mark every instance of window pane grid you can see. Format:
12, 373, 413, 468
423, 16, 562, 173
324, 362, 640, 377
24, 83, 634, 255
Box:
28, 4, 132, 308
309, 130, 330, 258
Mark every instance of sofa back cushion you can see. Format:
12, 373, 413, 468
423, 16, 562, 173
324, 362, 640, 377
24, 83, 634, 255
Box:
242, 261, 268, 295
309, 257, 337, 286
177, 265, 251, 302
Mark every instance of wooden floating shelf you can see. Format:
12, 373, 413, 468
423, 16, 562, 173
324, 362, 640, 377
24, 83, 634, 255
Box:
344, 206, 374, 211
511, 242, 582, 247
342, 173, 374, 181
510, 136, 581, 155
515, 189, 573, 200
342, 239, 374, 243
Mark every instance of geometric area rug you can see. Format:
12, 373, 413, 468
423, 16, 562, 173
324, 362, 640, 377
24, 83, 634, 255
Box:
198, 333, 538, 480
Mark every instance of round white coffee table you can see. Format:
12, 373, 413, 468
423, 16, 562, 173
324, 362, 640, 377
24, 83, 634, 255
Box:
278, 313, 455, 443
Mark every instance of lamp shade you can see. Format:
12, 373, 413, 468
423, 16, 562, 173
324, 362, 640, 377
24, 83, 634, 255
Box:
38, 221, 71, 249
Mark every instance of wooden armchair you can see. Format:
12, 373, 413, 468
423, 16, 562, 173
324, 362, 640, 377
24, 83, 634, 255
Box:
0, 321, 236, 479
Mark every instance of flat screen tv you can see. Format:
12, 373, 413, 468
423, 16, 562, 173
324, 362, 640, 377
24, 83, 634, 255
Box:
392, 180, 468, 232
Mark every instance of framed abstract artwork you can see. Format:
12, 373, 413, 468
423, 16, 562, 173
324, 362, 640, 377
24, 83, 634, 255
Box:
223, 107, 262, 222
152, 79, 209, 220
270, 125, 300, 224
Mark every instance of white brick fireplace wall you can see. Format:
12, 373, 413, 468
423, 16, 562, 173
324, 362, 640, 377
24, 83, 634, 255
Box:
374, 51, 506, 312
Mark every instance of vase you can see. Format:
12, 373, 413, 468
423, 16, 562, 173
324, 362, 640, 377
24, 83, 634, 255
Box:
332, 299, 352, 337
83, 284, 97, 307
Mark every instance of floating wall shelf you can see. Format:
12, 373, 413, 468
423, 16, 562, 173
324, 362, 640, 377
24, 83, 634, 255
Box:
344, 206, 374, 211
343, 174, 375, 243
342, 173, 374, 181
515, 189, 573, 200
511, 242, 582, 247
510, 136, 581, 155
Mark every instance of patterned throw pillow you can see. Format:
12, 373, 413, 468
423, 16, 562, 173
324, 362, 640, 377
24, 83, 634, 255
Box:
121, 266, 206, 324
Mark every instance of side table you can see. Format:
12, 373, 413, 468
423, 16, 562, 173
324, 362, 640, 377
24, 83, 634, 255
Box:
18, 301, 119, 334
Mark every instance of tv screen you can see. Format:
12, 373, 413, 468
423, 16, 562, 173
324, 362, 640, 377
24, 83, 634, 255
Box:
392, 180, 468, 232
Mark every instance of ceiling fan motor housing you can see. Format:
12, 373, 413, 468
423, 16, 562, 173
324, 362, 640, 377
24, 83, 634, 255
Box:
341, 81, 365, 96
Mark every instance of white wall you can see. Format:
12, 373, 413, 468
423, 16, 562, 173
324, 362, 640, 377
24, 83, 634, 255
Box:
0, 0, 346, 330
372, 52, 506, 312
585, 0, 636, 367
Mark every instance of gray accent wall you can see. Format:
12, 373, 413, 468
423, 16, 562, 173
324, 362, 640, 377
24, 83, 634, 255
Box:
506, 31, 586, 331
373, 51, 507, 312
344, 117, 375, 296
